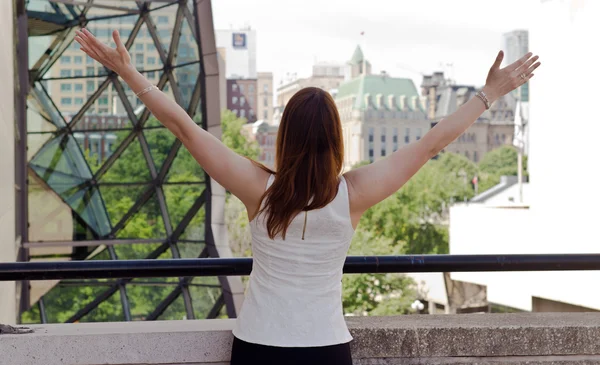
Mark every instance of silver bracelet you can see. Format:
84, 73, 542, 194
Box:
136, 85, 159, 98
475, 90, 491, 109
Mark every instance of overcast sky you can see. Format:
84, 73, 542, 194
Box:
212, 0, 538, 89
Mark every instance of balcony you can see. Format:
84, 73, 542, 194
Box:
2, 313, 600, 364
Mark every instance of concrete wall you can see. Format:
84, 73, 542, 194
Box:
3, 314, 600, 364
0, 0, 16, 326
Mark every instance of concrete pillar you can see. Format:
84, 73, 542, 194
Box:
0, 0, 17, 325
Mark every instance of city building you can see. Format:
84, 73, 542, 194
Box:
415, 0, 600, 314
215, 27, 257, 79
242, 120, 278, 169
276, 62, 347, 108
227, 79, 258, 122
421, 72, 515, 162
336, 73, 429, 171
257, 72, 274, 121
503, 30, 529, 102
346, 45, 372, 80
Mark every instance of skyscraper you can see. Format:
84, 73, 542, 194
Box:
503, 30, 529, 102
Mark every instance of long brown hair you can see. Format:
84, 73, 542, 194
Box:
256, 87, 344, 239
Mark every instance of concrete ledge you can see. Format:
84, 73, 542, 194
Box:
2, 313, 600, 365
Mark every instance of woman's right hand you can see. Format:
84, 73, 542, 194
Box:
75, 29, 132, 76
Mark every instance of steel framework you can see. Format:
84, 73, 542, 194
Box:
15, 0, 242, 324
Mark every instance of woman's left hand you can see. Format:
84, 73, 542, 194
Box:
483, 51, 541, 102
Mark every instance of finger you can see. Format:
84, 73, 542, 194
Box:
505, 52, 533, 72
113, 30, 125, 49
490, 50, 504, 71
524, 61, 541, 76
515, 55, 539, 74
82, 28, 106, 51
75, 34, 100, 59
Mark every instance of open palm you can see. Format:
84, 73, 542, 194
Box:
484, 51, 540, 101
75, 28, 132, 75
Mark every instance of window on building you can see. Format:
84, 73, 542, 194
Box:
263, 97, 268, 107
159, 29, 170, 38
474, 151, 479, 162
135, 54, 144, 65
368, 148, 374, 163
405, 128, 410, 143
148, 71, 156, 79
232, 84, 238, 92
502, 134, 506, 143
465, 151, 470, 160
74, 69, 83, 77
136, 43, 144, 51
87, 81, 95, 92
74, 83, 83, 92
98, 96, 109, 105
495, 134, 500, 145
147, 43, 155, 51
120, 29, 131, 38
368, 127, 374, 143
86, 67, 94, 76
240, 109, 246, 118
416, 128, 422, 141
232, 96, 238, 105
249, 84, 255, 93
379, 111, 385, 119
263, 110, 268, 119
158, 16, 169, 24
381, 148, 386, 157
263, 84, 269, 92
232, 109, 238, 115
147, 56, 156, 65
381, 127, 386, 143
87, 55, 94, 64
240, 97, 246, 107
61, 56, 71, 64
249, 96, 254, 106
74, 98, 84, 105
61, 83, 72, 91
60, 69, 72, 77
240, 84, 245, 93
61, 97, 72, 105
392, 128, 398, 151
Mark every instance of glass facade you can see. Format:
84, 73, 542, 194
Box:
20, 0, 231, 323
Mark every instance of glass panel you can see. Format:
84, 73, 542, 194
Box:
113, 243, 163, 260
149, 4, 178, 54
190, 284, 222, 319
157, 293, 187, 321
29, 82, 67, 128
166, 144, 204, 183
78, 289, 124, 323
143, 127, 177, 171
28, 171, 76, 243
164, 184, 205, 231
173, 63, 200, 109
40, 284, 114, 323
174, 16, 199, 65
178, 205, 205, 241
27, 132, 55, 163
130, 22, 165, 73
99, 133, 152, 183
99, 185, 150, 226
30, 134, 91, 182
127, 283, 180, 321
66, 186, 112, 237
177, 242, 205, 258
116, 193, 166, 239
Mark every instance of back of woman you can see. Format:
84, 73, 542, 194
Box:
234, 175, 355, 346
76, 29, 540, 365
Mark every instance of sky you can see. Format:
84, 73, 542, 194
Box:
212, 0, 537, 89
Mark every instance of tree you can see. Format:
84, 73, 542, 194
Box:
220, 109, 259, 160
478, 145, 527, 192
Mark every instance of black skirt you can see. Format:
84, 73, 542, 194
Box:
230, 336, 353, 365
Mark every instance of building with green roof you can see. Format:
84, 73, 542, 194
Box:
335, 73, 429, 170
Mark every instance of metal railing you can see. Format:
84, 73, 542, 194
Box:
3, 254, 600, 281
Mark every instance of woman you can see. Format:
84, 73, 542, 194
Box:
75, 29, 540, 365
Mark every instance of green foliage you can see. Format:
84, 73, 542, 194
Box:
478, 146, 527, 192
221, 109, 260, 159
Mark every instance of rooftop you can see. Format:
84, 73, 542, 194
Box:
336, 74, 420, 111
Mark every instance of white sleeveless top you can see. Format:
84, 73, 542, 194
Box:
232, 175, 355, 347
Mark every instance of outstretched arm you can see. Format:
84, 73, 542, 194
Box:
344, 51, 540, 225
75, 29, 269, 214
